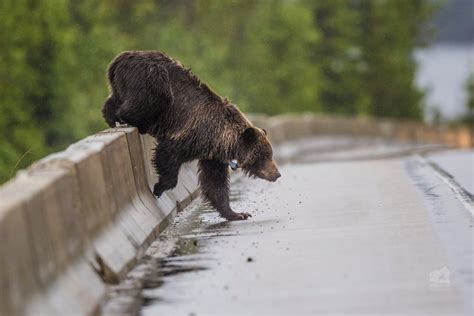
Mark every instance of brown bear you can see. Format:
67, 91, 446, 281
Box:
102, 51, 280, 221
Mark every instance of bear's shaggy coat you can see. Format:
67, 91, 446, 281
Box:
103, 51, 280, 220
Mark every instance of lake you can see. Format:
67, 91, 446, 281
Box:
415, 44, 473, 121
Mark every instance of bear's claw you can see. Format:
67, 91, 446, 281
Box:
153, 183, 163, 198
223, 211, 252, 221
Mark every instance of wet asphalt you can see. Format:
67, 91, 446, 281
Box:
102, 137, 473, 316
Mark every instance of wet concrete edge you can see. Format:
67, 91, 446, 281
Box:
404, 156, 474, 315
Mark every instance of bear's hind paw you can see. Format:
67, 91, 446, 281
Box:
115, 122, 130, 128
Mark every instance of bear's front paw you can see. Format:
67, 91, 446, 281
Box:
153, 183, 164, 198
222, 211, 252, 221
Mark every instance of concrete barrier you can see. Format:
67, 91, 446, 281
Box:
0, 113, 471, 315
0, 127, 198, 315
0, 182, 42, 315
250, 113, 473, 148
0, 163, 104, 315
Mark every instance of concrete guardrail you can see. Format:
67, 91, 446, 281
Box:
0, 128, 198, 315
251, 113, 472, 148
0, 113, 471, 315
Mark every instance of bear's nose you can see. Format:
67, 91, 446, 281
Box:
273, 171, 281, 181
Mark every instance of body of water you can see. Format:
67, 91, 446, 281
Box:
415, 44, 473, 121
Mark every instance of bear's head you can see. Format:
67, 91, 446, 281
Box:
237, 126, 281, 182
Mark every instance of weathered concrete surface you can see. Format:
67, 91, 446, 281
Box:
104, 140, 472, 316
0, 165, 106, 316
0, 127, 200, 315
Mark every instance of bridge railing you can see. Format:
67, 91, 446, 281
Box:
0, 127, 199, 315
251, 113, 472, 148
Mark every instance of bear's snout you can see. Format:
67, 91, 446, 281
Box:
267, 170, 281, 182
259, 160, 281, 182
272, 170, 281, 181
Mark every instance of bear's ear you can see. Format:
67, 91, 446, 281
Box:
243, 127, 259, 144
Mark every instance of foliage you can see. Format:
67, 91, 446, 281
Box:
463, 74, 474, 124
0, 0, 435, 182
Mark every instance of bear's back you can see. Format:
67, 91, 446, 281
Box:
110, 51, 221, 108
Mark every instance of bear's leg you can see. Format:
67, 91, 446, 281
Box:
117, 100, 151, 134
152, 142, 182, 197
116, 66, 173, 135
102, 94, 122, 128
198, 159, 252, 221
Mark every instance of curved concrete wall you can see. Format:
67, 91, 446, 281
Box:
0, 127, 198, 316
0, 114, 471, 315
250, 113, 472, 148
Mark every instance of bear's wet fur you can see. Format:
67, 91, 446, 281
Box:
102, 51, 280, 221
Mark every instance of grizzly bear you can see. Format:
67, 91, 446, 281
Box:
102, 51, 280, 221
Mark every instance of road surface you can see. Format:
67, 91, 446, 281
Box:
102, 137, 473, 316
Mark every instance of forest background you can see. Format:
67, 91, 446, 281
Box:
0, 0, 472, 183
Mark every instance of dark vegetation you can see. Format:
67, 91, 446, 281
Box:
463, 74, 474, 125
0, 0, 439, 183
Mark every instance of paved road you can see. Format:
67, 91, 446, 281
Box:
102, 138, 473, 316
426, 150, 474, 196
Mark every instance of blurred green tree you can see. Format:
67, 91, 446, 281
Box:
0, 0, 67, 180
309, 0, 369, 116
224, 1, 321, 114
463, 74, 474, 124
0, 0, 126, 181
357, 0, 435, 119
